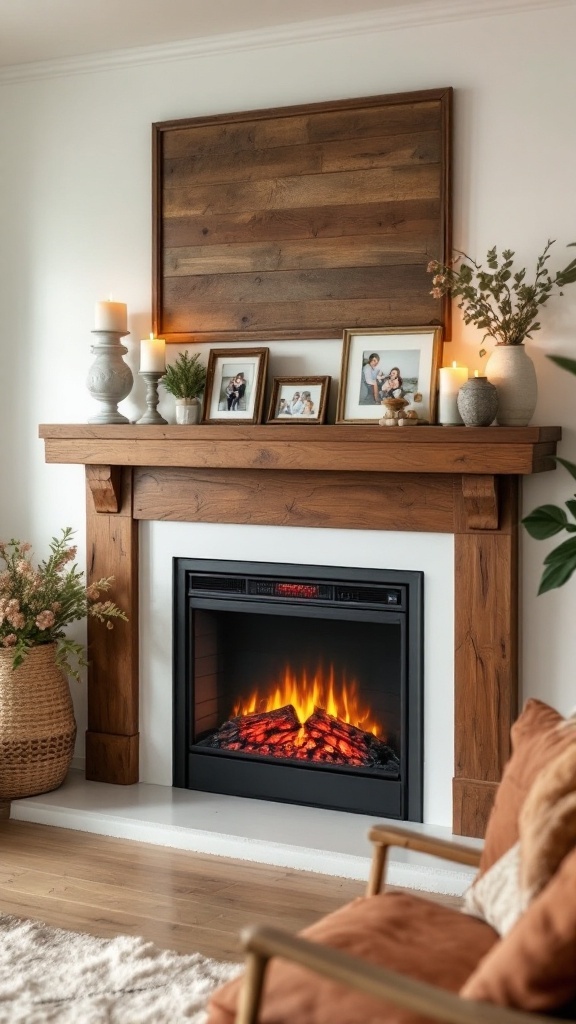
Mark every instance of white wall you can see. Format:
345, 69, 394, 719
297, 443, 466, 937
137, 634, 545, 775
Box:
2, 2, 576, 827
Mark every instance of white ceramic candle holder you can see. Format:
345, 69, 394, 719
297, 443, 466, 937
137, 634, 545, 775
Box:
86, 330, 133, 424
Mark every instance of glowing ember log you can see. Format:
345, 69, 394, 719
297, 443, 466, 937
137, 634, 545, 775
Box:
206, 703, 399, 773
207, 705, 300, 750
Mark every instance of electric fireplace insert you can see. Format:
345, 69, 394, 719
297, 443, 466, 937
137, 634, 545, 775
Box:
173, 559, 423, 820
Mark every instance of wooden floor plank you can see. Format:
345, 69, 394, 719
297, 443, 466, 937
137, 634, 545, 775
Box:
0, 820, 461, 962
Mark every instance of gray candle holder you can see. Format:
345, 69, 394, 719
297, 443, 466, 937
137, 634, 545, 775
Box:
86, 330, 133, 424
136, 370, 168, 425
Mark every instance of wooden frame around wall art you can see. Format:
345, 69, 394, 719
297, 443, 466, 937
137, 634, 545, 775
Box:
152, 88, 452, 343
336, 326, 443, 425
266, 376, 331, 424
201, 347, 269, 424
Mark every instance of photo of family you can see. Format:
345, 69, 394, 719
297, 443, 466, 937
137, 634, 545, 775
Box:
267, 376, 330, 424
336, 327, 442, 424
202, 347, 269, 424
219, 366, 252, 412
359, 349, 421, 406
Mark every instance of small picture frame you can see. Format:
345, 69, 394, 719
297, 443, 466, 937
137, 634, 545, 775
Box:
336, 327, 443, 424
266, 376, 331, 424
202, 348, 269, 424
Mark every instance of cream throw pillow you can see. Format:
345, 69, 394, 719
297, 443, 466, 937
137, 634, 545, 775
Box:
462, 841, 528, 936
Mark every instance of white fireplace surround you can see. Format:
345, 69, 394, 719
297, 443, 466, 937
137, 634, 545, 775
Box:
138, 520, 454, 827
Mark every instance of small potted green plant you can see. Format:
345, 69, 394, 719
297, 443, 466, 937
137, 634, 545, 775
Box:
161, 350, 207, 424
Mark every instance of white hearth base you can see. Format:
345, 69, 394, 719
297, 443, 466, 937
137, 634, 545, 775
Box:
9, 770, 478, 896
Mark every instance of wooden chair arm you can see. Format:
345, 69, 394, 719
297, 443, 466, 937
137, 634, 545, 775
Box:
367, 824, 482, 896
235, 924, 559, 1024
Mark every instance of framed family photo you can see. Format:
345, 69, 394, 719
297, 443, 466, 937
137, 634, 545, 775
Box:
202, 348, 269, 424
336, 327, 443, 424
266, 376, 330, 424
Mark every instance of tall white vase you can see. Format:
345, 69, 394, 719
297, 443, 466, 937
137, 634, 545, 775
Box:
484, 344, 538, 426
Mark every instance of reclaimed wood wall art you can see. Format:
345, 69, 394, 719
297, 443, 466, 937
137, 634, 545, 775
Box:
152, 87, 452, 343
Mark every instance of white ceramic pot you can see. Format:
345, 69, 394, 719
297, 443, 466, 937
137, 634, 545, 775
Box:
175, 397, 201, 424
484, 344, 538, 426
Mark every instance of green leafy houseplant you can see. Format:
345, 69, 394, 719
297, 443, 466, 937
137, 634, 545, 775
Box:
522, 356, 576, 594
161, 350, 207, 400
427, 239, 576, 356
0, 527, 127, 680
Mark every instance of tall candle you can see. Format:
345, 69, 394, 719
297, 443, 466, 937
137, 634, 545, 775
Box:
140, 333, 166, 372
438, 361, 468, 425
95, 299, 127, 332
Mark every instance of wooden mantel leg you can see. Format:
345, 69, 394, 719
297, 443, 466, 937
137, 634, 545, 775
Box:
453, 475, 519, 837
85, 466, 139, 784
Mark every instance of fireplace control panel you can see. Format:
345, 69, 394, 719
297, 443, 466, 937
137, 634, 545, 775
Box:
188, 572, 405, 611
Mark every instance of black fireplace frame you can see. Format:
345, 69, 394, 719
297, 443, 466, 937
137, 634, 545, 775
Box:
173, 559, 424, 821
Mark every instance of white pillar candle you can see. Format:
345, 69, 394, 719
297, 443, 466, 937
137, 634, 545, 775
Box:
95, 299, 127, 332
438, 361, 468, 425
140, 333, 166, 372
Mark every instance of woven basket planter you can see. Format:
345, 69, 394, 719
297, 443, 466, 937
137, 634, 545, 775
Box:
0, 643, 76, 799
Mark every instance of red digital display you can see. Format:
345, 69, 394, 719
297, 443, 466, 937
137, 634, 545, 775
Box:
274, 583, 321, 599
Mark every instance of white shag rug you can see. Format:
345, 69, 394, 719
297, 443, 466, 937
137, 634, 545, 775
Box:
0, 913, 242, 1023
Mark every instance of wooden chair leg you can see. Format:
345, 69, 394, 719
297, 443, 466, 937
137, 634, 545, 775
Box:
0, 800, 11, 820
366, 842, 389, 896
235, 948, 270, 1024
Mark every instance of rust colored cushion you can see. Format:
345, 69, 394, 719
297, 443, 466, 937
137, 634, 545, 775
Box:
461, 845, 576, 1010
478, 699, 574, 877
207, 891, 498, 1024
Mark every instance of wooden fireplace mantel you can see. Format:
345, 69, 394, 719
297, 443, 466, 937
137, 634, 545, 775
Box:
39, 423, 561, 838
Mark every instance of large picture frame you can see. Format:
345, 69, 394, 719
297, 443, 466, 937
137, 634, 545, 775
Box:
336, 327, 443, 425
202, 348, 269, 423
152, 88, 452, 343
266, 376, 330, 424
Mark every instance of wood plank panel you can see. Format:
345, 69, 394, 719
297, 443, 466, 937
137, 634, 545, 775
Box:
163, 264, 428, 302
161, 296, 440, 340
133, 468, 455, 532
163, 165, 441, 218
153, 89, 451, 341
164, 237, 432, 277
161, 97, 443, 159
162, 199, 440, 248
164, 131, 441, 188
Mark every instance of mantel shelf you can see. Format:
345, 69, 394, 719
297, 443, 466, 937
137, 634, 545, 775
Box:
39, 424, 561, 476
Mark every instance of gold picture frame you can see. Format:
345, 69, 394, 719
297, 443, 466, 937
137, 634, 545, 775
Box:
336, 327, 443, 425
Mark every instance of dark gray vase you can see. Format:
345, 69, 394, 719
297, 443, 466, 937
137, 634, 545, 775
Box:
456, 376, 498, 427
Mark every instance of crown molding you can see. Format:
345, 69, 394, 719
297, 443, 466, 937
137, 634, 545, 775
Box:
0, 0, 573, 85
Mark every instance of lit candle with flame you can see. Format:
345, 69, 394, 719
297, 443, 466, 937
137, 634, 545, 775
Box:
438, 360, 468, 424
140, 332, 166, 372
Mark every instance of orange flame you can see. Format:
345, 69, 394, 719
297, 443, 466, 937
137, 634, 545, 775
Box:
233, 664, 382, 737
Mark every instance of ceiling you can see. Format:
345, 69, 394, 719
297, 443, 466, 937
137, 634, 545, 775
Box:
0, 0, 417, 68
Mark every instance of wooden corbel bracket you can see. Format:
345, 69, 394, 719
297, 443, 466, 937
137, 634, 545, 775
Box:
460, 474, 499, 531
86, 465, 122, 514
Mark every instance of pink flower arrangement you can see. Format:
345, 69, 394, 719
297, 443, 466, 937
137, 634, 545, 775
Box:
0, 527, 127, 681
